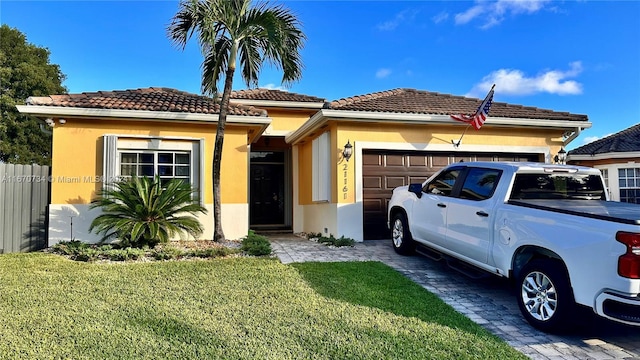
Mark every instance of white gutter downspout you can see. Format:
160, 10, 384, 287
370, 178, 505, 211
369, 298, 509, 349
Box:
563, 127, 582, 147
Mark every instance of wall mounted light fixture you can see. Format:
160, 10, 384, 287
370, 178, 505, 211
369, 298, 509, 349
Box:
343, 140, 353, 162
45, 118, 54, 127
58, 118, 66, 125
554, 147, 567, 165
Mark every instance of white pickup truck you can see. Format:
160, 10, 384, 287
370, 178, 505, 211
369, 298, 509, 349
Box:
387, 161, 640, 332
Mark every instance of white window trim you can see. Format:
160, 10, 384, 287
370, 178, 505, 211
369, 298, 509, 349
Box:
312, 131, 331, 202
102, 135, 205, 202
594, 162, 639, 202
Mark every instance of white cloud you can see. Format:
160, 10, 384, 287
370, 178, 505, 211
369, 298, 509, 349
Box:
376, 68, 392, 79
468, 62, 584, 96
432, 11, 449, 24
455, 0, 551, 29
260, 83, 287, 91
582, 133, 613, 145
377, 9, 419, 31
581, 136, 601, 144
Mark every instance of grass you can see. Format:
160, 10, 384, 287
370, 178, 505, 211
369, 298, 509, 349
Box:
0, 254, 525, 359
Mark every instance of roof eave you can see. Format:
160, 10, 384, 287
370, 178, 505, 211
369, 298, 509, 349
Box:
285, 109, 591, 145
568, 152, 640, 161
231, 99, 325, 109
16, 105, 272, 143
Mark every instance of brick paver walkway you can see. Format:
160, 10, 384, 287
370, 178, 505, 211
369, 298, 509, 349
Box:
269, 235, 640, 360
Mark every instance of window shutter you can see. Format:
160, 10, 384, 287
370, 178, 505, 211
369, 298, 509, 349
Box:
103, 135, 118, 190
312, 132, 331, 202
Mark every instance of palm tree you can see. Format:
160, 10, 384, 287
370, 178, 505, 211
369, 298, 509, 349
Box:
89, 176, 207, 248
167, 0, 305, 242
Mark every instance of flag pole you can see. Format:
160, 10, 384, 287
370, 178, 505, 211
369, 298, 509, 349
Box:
450, 84, 495, 148
452, 123, 472, 148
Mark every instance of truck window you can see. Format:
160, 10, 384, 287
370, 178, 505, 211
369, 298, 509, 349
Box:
459, 168, 502, 201
511, 173, 606, 200
424, 169, 460, 196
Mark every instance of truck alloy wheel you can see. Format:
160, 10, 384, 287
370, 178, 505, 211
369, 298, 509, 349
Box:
516, 259, 575, 332
391, 213, 414, 255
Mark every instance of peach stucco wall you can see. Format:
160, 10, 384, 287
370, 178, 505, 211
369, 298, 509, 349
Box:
50, 118, 253, 205
296, 121, 566, 206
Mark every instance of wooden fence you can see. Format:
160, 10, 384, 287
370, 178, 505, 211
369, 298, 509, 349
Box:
0, 163, 50, 253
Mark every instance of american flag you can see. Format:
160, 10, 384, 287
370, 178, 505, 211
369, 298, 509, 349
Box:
450, 85, 495, 130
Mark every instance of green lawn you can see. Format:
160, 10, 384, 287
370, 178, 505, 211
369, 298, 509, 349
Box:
0, 254, 525, 359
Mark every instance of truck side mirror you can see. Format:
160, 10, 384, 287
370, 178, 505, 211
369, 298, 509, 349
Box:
408, 183, 423, 198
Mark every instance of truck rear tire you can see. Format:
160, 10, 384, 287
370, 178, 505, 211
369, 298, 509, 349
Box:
391, 213, 415, 255
516, 259, 575, 333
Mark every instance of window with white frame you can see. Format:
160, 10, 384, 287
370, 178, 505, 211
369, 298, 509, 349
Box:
312, 131, 331, 202
120, 151, 191, 187
600, 168, 610, 199
618, 167, 640, 204
103, 135, 202, 195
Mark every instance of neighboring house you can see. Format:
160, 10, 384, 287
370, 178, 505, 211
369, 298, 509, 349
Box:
17, 87, 590, 244
568, 123, 640, 203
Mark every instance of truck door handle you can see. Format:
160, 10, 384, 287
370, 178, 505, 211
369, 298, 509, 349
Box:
476, 211, 489, 217
437, 203, 447, 208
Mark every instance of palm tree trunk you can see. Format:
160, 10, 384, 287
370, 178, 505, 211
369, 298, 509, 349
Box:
212, 67, 236, 242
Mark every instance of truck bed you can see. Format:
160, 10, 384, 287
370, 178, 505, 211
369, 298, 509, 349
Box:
508, 199, 640, 225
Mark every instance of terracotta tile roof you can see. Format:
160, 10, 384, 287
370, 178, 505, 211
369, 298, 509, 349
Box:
230, 88, 326, 103
328, 88, 588, 122
569, 123, 640, 155
25, 87, 267, 116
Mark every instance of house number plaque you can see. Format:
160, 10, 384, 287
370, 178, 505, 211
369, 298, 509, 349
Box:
342, 163, 348, 199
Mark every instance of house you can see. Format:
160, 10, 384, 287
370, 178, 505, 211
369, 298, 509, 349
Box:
17, 87, 591, 244
568, 123, 640, 203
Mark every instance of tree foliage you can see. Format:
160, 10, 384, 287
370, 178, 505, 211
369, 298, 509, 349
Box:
0, 24, 67, 165
167, 0, 305, 241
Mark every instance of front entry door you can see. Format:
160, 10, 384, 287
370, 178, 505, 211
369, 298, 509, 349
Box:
250, 151, 288, 228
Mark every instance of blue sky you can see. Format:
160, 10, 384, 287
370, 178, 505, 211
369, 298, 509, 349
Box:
2, 0, 639, 149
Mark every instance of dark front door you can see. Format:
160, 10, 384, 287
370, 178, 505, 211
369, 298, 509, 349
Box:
250, 151, 286, 227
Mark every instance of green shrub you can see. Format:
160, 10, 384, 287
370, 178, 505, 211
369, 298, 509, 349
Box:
333, 235, 355, 247
152, 246, 185, 260
103, 248, 146, 261
316, 234, 355, 247
52, 240, 90, 255
89, 176, 207, 248
73, 248, 101, 262
240, 231, 272, 256
187, 247, 239, 258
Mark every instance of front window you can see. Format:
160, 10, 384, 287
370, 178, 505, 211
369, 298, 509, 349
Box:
120, 151, 191, 186
459, 168, 502, 201
619, 168, 640, 203
424, 168, 461, 196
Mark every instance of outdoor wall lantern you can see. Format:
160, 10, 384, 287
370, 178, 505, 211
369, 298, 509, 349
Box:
554, 147, 567, 165
343, 140, 353, 162
45, 118, 54, 127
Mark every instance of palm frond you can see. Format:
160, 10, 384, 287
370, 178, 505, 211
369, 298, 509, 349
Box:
89, 176, 207, 247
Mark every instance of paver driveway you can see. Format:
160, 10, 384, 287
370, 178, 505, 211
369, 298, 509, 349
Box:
269, 235, 640, 360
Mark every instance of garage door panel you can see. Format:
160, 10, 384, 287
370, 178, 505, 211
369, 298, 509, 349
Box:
431, 156, 450, 167
386, 176, 406, 189
363, 199, 383, 212
363, 176, 382, 190
362, 150, 540, 240
385, 154, 405, 166
409, 176, 430, 184
409, 155, 428, 166
362, 153, 382, 166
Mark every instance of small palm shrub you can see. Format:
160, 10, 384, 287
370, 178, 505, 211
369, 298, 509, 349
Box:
89, 176, 207, 248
